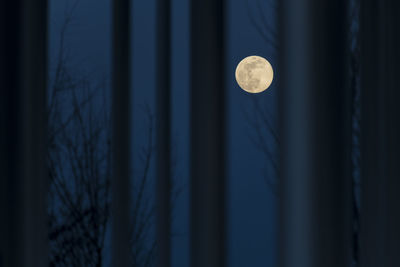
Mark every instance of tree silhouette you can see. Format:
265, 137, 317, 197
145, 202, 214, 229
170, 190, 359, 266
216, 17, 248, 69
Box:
46, 2, 178, 265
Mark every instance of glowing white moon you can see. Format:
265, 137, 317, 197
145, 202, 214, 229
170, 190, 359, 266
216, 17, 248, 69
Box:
235, 55, 274, 93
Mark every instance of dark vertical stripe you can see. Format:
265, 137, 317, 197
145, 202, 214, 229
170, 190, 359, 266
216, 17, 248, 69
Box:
190, 0, 226, 266
359, 1, 400, 266
21, 0, 48, 266
0, 3, 24, 266
112, 0, 131, 266
156, 0, 172, 266
279, 1, 352, 267
0, 0, 48, 266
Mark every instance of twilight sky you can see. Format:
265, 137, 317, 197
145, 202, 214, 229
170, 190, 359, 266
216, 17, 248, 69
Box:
48, 0, 278, 266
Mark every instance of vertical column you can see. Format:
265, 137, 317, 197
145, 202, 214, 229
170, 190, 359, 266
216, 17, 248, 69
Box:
190, 0, 226, 267
21, 1, 48, 266
0, 0, 48, 266
112, 0, 131, 266
279, 1, 352, 267
359, 1, 400, 266
156, 0, 172, 266
0, 2, 24, 266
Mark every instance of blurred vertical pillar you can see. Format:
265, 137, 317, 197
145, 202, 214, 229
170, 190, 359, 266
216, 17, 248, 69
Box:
279, 1, 352, 267
190, 0, 225, 266
112, 0, 131, 266
359, 1, 400, 267
0, 0, 48, 266
156, 0, 172, 265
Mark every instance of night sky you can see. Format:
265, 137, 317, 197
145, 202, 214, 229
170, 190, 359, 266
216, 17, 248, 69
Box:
49, 0, 278, 266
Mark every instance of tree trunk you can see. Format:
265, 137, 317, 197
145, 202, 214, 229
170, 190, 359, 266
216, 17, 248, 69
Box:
359, 1, 400, 266
0, 1, 48, 266
190, 0, 226, 266
112, 0, 132, 266
279, 1, 352, 267
156, 0, 172, 266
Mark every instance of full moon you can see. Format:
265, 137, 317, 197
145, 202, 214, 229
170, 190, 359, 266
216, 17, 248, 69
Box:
235, 55, 274, 93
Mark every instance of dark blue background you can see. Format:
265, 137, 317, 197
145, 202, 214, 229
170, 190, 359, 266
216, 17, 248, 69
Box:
49, 0, 278, 266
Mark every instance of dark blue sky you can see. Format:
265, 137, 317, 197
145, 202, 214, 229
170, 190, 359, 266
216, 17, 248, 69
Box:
49, 0, 278, 266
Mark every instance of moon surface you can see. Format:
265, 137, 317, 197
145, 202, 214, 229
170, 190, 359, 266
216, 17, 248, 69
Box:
235, 55, 274, 93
